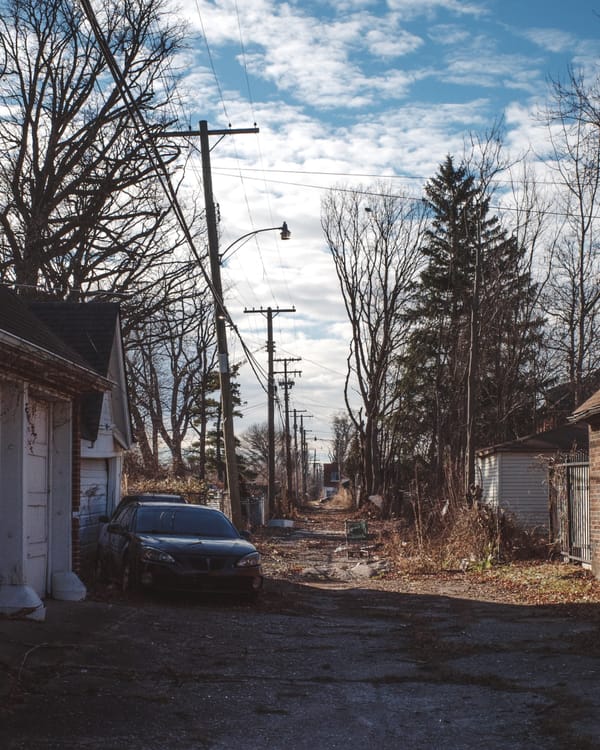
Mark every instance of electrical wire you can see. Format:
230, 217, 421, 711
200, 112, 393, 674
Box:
77, 0, 271, 397
234, 0, 256, 123
189, 0, 283, 311
212, 169, 600, 222
194, 0, 230, 124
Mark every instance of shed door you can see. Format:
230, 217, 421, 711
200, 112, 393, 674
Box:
24, 399, 50, 597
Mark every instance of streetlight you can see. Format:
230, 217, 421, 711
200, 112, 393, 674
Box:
219, 223, 291, 264
208, 217, 291, 525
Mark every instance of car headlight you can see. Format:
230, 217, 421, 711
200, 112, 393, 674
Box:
141, 547, 175, 564
236, 551, 261, 568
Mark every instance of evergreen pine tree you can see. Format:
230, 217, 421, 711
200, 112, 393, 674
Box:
402, 156, 543, 494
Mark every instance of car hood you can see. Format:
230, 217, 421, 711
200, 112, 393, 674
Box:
136, 534, 257, 556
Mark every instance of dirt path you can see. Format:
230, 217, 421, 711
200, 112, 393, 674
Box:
257, 501, 600, 609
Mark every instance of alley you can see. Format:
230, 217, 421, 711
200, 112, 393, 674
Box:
1, 507, 600, 750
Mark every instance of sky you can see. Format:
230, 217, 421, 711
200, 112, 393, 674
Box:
168, 0, 600, 460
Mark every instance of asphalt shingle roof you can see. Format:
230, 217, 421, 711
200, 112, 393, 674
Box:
571, 390, 600, 423
0, 286, 91, 369
29, 301, 121, 442
477, 423, 588, 456
29, 301, 119, 377
0, 287, 121, 442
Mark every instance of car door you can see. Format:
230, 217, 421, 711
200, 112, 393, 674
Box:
106, 503, 136, 580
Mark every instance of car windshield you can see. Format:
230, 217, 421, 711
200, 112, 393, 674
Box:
135, 507, 239, 539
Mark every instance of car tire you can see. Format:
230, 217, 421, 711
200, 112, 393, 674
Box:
95, 555, 108, 584
121, 557, 138, 593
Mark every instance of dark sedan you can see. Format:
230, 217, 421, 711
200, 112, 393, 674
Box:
97, 502, 263, 596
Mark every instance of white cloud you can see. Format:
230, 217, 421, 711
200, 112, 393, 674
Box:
520, 28, 576, 54
441, 47, 544, 92
386, 0, 487, 17
365, 24, 424, 58
428, 23, 471, 45
165, 0, 593, 454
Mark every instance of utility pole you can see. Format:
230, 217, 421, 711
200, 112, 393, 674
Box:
292, 409, 307, 505
245, 306, 295, 517
274, 357, 301, 511
164, 120, 258, 528
465, 212, 482, 505
300, 415, 313, 501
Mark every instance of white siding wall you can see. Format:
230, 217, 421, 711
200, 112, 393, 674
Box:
478, 453, 499, 509
81, 393, 115, 455
499, 453, 550, 528
500, 453, 550, 529
479, 452, 551, 529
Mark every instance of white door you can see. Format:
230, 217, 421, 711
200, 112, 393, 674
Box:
80, 458, 109, 567
24, 399, 50, 596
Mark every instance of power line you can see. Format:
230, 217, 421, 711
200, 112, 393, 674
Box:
77, 0, 274, 406
194, 0, 230, 123
211, 164, 589, 189
191, 0, 284, 309
234, 0, 256, 123
212, 169, 600, 221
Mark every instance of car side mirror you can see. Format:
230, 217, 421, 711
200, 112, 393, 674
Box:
239, 530, 252, 541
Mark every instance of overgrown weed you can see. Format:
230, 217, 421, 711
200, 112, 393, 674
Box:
389, 497, 552, 574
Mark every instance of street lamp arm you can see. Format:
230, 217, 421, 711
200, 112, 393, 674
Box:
219, 223, 290, 263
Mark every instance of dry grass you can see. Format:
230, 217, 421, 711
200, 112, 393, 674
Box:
379, 499, 552, 574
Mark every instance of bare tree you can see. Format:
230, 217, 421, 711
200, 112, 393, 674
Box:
543, 69, 600, 408
126, 274, 216, 476
462, 130, 551, 491
329, 413, 354, 476
321, 184, 425, 507
240, 423, 270, 478
0, 0, 189, 301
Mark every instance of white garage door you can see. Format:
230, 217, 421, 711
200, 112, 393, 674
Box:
80, 458, 109, 566
24, 400, 50, 597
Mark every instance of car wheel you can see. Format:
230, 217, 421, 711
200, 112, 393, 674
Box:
245, 590, 261, 604
121, 557, 138, 593
95, 555, 108, 584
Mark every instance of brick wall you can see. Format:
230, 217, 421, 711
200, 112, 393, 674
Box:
589, 420, 600, 578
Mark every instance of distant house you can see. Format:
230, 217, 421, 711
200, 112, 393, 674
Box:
476, 424, 588, 530
29, 301, 133, 574
0, 287, 111, 619
570, 391, 600, 579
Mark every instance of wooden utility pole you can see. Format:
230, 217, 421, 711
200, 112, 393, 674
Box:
293, 408, 307, 505
199, 121, 254, 528
465, 215, 482, 505
163, 121, 258, 528
300, 415, 313, 501
244, 306, 295, 517
275, 357, 301, 510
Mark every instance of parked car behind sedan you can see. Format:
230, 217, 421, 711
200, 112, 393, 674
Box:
113, 493, 188, 513
97, 502, 263, 596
